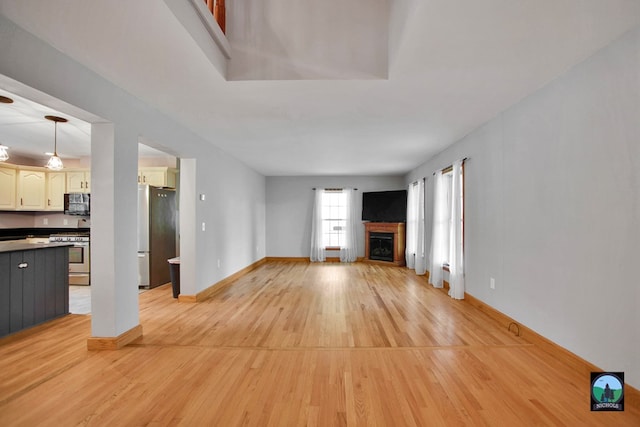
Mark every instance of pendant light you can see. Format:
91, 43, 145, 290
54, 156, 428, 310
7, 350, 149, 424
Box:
0, 144, 8, 162
45, 115, 67, 170
0, 96, 13, 162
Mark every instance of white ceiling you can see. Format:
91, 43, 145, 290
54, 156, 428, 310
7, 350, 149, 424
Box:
0, 87, 169, 163
1, 0, 639, 175
0, 88, 91, 164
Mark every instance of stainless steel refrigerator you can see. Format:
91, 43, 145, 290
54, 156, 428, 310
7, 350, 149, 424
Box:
137, 185, 177, 288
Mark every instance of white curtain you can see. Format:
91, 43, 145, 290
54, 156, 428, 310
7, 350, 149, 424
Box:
429, 171, 448, 288
310, 189, 325, 262
448, 160, 465, 299
340, 188, 358, 262
405, 179, 427, 275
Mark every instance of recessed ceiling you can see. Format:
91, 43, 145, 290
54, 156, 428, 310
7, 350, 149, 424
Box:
1, 0, 639, 175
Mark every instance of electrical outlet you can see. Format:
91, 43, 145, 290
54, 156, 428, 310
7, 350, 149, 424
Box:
202, 222, 206, 231
63, 219, 68, 225
217, 259, 221, 268
490, 277, 495, 290
43, 218, 48, 225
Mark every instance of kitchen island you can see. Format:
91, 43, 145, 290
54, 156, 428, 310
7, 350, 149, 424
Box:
0, 241, 72, 338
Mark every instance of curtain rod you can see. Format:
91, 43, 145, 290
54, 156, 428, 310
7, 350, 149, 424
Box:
433, 157, 468, 175
312, 187, 358, 191
411, 177, 426, 186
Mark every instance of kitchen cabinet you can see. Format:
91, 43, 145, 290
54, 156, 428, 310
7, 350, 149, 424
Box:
17, 169, 46, 210
138, 167, 177, 188
0, 165, 17, 209
0, 167, 65, 211
66, 170, 90, 193
0, 245, 69, 337
46, 172, 65, 211
0, 163, 177, 211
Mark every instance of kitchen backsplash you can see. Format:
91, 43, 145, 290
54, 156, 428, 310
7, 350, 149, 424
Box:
0, 211, 89, 229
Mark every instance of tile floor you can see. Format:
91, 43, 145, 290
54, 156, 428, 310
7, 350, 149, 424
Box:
68, 286, 149, 315
69, 285, 91, 314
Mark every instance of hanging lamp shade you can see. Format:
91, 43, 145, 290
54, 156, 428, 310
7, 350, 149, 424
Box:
0, 96, 13, 162
0, 145, 8, 162
45, 115, 67, 170
46, 152, 63, 170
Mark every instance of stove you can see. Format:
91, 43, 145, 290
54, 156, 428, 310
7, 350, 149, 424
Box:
49, 233, 90, 243
49, 232, 90, 285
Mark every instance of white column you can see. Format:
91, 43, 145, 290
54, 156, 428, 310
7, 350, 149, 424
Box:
179, 158, 197, 296
90, 123, 140, 337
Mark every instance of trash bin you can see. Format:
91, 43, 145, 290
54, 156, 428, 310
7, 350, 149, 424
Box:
168, 257, 180, 298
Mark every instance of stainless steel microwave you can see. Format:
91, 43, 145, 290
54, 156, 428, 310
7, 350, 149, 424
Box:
64, 193, 90, 216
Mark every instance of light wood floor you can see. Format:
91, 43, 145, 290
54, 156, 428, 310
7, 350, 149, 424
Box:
0, 261, 638, 426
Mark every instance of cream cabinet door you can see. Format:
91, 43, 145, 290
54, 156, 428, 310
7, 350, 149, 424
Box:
66, 171, 90, 193
140, 169, 165, 186
139, 167, 176, 188
17, 170, 46, 210
0, 166, 17, 209
46, 172, 66, 211
83, 172, 91, 193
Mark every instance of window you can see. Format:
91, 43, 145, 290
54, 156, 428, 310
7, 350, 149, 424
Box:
429, 159, 465, 299
321, 190, 347, 249
433, 164, 465, 269
310, 187, 358, 263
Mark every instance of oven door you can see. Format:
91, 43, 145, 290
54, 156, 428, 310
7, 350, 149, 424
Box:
68, 243, 90, 285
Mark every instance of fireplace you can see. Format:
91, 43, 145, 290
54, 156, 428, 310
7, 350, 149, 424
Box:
364, 222, 405, 266
369, 232, 394, 262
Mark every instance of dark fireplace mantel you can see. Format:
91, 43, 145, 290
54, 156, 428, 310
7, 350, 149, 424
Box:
364, 222, 406, 266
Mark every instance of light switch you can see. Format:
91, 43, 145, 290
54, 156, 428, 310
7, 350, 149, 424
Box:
202, 222, 206, 231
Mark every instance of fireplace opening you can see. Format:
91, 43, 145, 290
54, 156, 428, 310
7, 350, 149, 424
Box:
369, 232, 394, 262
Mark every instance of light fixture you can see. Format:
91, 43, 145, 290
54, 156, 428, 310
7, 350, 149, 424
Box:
45, 115, 67, 170
0, 96, 13, 161
0, 144, 8, 162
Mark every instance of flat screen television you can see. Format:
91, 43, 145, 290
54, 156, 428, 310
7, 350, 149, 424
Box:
362, 190, 407, 222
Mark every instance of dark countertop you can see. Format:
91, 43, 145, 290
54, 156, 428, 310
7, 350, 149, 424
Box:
0, 228, 90, 242
0, 240, 74, 253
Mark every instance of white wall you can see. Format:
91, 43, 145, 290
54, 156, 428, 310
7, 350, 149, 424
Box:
0, 14, 266, 332
266, 175, 405, 258
406, 26, 640, 388
194, 156, 266, 288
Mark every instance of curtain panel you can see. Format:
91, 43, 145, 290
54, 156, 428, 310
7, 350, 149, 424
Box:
428, 171, 447, 288
340, 188, 358, 262
405, 179, 427, 275
428, 159, 465, 299
448, 160, 465, 299
310, 189, 325, 262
